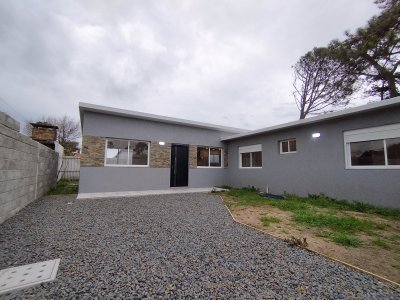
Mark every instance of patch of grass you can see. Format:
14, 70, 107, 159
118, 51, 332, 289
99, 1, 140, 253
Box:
260, 216, 281, 227
316, 230, 361, 247
292, 210, 387, 233
331, 233, 361, 247
48, 180, 78, 195
226, 188, 400, 220
371, 238, 391, 250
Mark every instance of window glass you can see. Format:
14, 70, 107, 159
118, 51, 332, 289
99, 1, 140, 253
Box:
106, 139, 129, 165
289, 140, 297, 152
210, 148, 221, 167
252, 151, 262, 167
281, 141, 288, 153
350, 140, 385, 166
130, 141, 149, 165
197, 147, 209, 167
387, 137, 400, 165
241, 153, 251, 167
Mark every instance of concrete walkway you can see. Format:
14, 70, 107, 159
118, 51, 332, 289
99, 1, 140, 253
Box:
77, 187, 226, 199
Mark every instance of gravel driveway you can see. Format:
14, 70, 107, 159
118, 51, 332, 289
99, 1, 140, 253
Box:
1, 193, 399, 299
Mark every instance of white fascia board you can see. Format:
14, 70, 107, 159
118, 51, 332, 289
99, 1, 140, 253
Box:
221, 96, 400, 141
79, 102, 248, 134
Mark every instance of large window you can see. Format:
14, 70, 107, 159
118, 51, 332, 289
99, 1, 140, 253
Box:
280, 139, 297, 154
197, 146, 222, 167
239, 144, 262, 168
344, 124, 400, 169
105, 139, 149, 167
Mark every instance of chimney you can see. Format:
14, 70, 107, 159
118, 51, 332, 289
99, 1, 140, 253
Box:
30, 122, 59, 149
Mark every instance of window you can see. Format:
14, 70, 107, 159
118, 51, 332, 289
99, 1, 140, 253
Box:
105, 138, 149, 167
239, 144, 262, 168
280, 139, 297, 154
343, 124, 400, 169
197, 146, 222, 167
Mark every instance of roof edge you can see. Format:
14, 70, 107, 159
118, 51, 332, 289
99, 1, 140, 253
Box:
79, 102, 248, 134
221, 96, 400, 141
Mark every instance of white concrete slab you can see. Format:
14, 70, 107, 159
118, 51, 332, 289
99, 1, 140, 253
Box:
0, 259, 60, 294
77, 187, 227, 200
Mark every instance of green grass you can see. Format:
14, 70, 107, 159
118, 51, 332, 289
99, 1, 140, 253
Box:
226, 188, 400, 219
292, 210, 387, 233
260, 216, 281, 227
48, 180, 79, 195
316, 230, 361, 247
331, 233, 361, 247
224, 188, 398, 248
371, 238, 391, 250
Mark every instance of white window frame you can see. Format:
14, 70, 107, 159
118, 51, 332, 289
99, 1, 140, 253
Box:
343, 123, 400, 169
196, 146, 223, 168
239, 144, 262, 169
280, 139, 297, 154
104, 138, 150, 167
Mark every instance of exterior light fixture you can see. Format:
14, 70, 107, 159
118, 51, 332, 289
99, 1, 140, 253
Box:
159, 141, 165, 146
312, 132, 321, 138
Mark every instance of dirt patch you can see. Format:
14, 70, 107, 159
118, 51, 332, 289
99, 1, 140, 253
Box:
228, 205, 400, 284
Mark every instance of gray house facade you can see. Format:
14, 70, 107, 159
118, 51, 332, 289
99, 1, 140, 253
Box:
79, 97, 400, 208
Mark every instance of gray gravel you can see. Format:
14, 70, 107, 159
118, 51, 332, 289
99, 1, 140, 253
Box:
0, 193, 399, 299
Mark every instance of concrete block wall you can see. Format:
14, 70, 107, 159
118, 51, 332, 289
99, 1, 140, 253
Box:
0, 112, 58, 223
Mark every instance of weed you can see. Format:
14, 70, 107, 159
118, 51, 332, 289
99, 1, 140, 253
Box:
260, 216, 281, 227
330, 233, 361, 247
284, 236, 308, 248
48, 180, 78, 195
292, 211, 387, 233
371, 238, 391, 250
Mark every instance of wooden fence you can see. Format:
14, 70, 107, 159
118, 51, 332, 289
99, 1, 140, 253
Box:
59, 156, 80, 180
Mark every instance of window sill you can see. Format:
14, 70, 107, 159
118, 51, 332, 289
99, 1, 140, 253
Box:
196, 166, 223, 169
346, 165, 400, 170
104, 164, 149, 168
239, 167, 263, 169
280, 151, 297, 154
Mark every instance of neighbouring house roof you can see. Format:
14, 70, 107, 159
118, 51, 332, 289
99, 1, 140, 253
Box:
79, 102, 248, 134
221, 96, 400, 141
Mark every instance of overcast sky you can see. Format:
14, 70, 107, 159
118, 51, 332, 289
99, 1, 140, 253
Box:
0, 0, 380, 131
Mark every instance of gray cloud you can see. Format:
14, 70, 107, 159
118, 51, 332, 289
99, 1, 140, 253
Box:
0, 0, 379, 130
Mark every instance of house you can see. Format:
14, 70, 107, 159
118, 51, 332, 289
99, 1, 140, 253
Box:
79, 97, 400, 208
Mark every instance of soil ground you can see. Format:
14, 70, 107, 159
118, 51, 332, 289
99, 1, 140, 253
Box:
222, 194, 400, 284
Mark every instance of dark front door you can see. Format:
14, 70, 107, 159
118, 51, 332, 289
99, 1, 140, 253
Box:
170, 144, 189, 187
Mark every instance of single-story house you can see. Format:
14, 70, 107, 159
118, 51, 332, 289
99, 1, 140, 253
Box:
79, 97, 400, 208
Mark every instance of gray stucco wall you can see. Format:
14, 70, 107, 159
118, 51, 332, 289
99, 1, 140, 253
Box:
0, 113, 58, 223
226, 106, 400, 208
79, 112, 231, 193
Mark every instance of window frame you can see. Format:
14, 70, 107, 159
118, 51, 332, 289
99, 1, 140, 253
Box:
104, 138, 150, 167
196, 146, 223, 168
343, 123, 400, 169
280, 139, 297, 154
239, 144, 263, 169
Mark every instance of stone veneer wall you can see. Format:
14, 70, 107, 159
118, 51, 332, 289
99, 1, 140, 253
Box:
81, 136, 227, 170
150, 141, 171, 168
0, 112, 58, 224
189, 145, 197, 169
81, 136, 106, 167
224, 147, 228, 168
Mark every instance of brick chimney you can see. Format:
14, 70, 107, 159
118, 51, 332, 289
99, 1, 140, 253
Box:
30, 122, 59, 149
